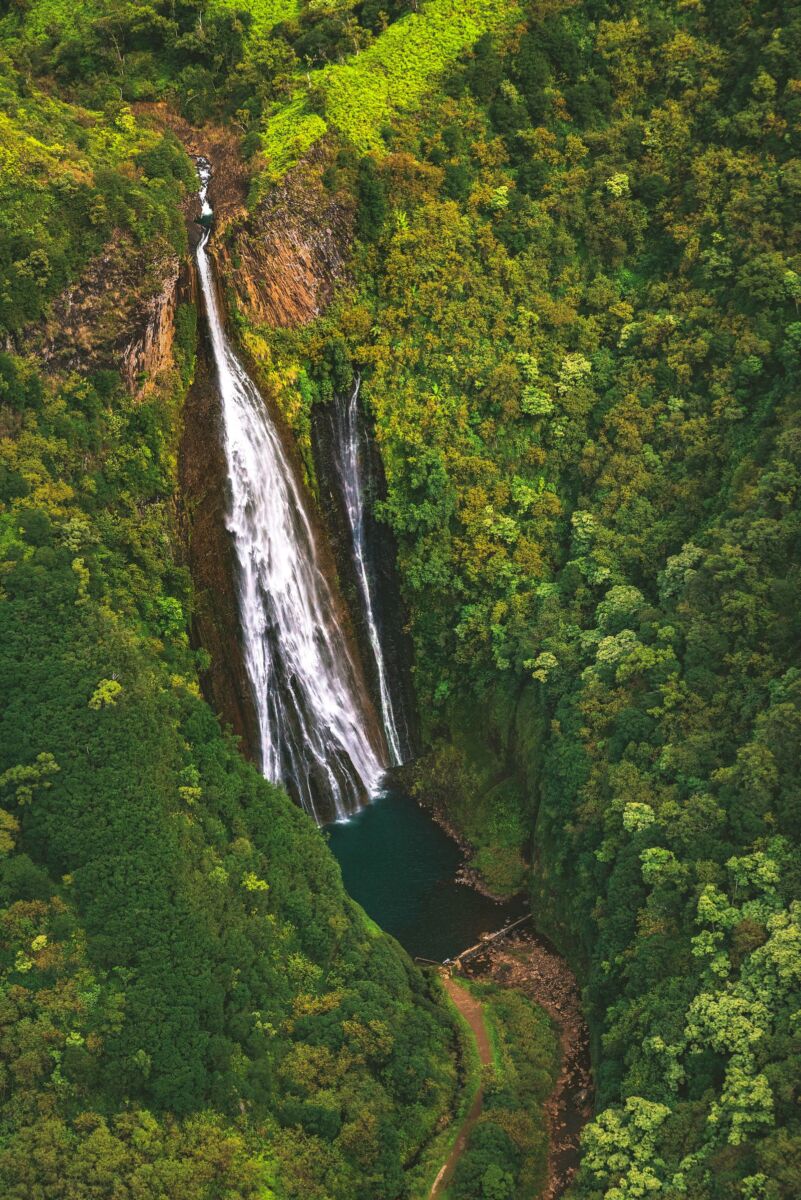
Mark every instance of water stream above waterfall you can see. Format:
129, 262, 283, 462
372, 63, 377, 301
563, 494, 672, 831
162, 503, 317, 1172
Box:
194, 159, 386, 822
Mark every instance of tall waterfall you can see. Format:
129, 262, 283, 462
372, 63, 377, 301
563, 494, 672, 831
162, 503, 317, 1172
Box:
333, 380, 406, 766
194, 159, 385, 822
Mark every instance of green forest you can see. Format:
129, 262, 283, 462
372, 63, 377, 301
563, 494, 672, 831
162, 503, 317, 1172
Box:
1, 0, 800, 1197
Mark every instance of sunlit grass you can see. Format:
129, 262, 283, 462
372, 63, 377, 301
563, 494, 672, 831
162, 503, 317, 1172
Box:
260, 0, 519, 181
320, 0, 519, 152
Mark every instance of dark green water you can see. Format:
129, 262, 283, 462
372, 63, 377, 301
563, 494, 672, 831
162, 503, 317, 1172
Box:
326, 788, 526, 962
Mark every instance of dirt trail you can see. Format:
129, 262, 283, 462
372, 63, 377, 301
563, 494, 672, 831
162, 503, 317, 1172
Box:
463, 934, 592, 1200
427, 928, 592, 1199
429, 976, 491, 1198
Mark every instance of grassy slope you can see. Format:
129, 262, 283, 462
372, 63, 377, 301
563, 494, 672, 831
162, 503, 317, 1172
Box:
321, 0, 520, 152
261, 0, 520, 181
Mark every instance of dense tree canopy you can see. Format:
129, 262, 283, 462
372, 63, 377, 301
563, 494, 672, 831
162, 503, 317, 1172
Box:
2, 0, 801, 1196
238, 1, 801, 1195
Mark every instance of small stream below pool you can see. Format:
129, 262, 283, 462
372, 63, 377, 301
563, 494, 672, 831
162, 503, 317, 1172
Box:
326, 787, 527, 962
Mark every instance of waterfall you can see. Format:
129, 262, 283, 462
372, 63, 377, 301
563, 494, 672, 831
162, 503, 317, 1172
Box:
333, 380, 407, 766
194, 159, 386, 822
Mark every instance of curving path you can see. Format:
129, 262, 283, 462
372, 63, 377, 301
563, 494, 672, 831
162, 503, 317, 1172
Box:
429, 975, 491, 1198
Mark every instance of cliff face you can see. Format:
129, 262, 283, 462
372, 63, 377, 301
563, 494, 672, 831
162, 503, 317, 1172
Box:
312, 398, 419, 761
204, 153, 419, 763
176, 151, 356, 768
133, 112, 351, 332
24, 232, 182, 392
216, 153, 355, 328
178, 304, 262, 762
120, 259, 182, 391
133, 103, 251, 235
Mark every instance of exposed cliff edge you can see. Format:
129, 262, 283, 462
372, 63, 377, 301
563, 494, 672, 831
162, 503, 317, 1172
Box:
16, 107, 250, 394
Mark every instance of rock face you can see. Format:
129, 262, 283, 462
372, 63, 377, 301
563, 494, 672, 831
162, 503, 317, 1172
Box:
178, 147, 359, 768
216, 154, 355, 328
26, 232, 182, 392
178, 152, 355, 768
120, 257, 182, 391
178, 304, 262, 763
312, 395, 419, 760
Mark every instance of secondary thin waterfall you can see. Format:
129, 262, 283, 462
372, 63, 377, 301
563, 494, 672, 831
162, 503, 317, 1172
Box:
194, 159, 385, 822
333, 379, 406, 765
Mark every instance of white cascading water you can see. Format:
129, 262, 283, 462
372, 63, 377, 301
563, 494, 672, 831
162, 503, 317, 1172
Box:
334, 379, 406, 765
194, 159, 385, 822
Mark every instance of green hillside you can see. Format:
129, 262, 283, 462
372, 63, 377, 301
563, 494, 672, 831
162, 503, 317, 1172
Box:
2, 0, 801, 1198
260, 0, 521, 181
0, 10, 463, 1195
